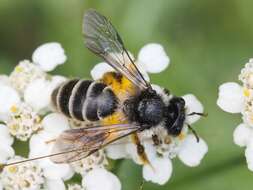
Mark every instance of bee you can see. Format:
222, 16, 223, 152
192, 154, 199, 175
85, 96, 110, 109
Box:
0, 9, 205, 169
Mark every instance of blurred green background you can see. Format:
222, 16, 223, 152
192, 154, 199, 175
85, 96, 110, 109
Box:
1, 0, 253, 189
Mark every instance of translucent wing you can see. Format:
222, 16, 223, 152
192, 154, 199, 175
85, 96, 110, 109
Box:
83, 9, 150, 90
50, 124, 140, 163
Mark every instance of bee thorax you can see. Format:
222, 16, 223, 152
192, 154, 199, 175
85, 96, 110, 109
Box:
123, 89, 165, 128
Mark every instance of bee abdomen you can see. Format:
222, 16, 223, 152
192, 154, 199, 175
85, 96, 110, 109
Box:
52, 79, 118, 122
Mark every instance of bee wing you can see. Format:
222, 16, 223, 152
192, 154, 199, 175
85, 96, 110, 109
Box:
83, 9, 150, 90
50, 124, 140, 163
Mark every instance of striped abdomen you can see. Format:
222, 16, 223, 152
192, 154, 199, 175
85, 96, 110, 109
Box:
52, 79, 118, 121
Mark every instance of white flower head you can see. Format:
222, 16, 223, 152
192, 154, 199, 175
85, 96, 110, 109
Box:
71, 150, 108, 176
6, 103, 41, 141
0, 156, 44, 190
9, 60, 46, 93
32, 42, 67, 72
217, 58, 253, 172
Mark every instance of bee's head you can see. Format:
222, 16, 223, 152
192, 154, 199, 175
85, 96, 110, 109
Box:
164, 97, 186, 135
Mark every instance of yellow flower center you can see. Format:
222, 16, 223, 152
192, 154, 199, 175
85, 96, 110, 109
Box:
10, 105, 18, 113
8, 165, 17, 173
15, 66, 23, 73
243, 88, 250, 97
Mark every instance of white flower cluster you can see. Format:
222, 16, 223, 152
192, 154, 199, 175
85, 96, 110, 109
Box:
0, 42, 208, 190
217, 58, 253, 171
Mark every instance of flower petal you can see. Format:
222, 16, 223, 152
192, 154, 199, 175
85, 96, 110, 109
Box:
42, 113, 70, 136
245, 142, 253, 171
45, 179, 66, 190
24, 78, 52, 111
32, 42, 67, 71
24, 76, 65, 112
0, 75, 10, 86
217, 82, 244, 113
105, 138, 129, 160
142, 157, 172, 185
0, 124, 14, 146
125, 143, 143, 165
41, 159, 74, 180
138, 43, 170, 73
0, 143, 15, 163
29, 130, 74, 180
0, 83, 20, 121
233, 123, 252, 147
178, 135, 208, 167
183, 94, 204, 124
90, 62, 114, 80
82, 168, 121, 190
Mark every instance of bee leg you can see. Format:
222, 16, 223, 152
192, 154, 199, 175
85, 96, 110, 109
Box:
131, 133, 153, 169
187, 112, 208, 117
187, 124, 199, 142
152, 134, 160, 146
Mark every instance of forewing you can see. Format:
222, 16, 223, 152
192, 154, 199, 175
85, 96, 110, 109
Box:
50, 124, 140, 163
83, 9, 150, 90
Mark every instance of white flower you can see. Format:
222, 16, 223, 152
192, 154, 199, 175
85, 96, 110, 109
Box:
143, 157, 172, 185
0, 124, 14, 163
178, 135, 208, 167
0, 156, 44, 190
6, 103, 41, 141
24, 75, 66, 112
71, 150, 108, 176
82, 168, 121, 190
29, 113, 74, 181
217, 82, 244, 113
137, 43, 170, 73
32, 42, 67, 72
9, 60, 46, 93
217, 58, 253, 172
0, 83, 20, 121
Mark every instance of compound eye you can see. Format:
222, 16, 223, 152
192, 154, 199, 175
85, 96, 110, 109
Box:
178, 97, 185, 106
